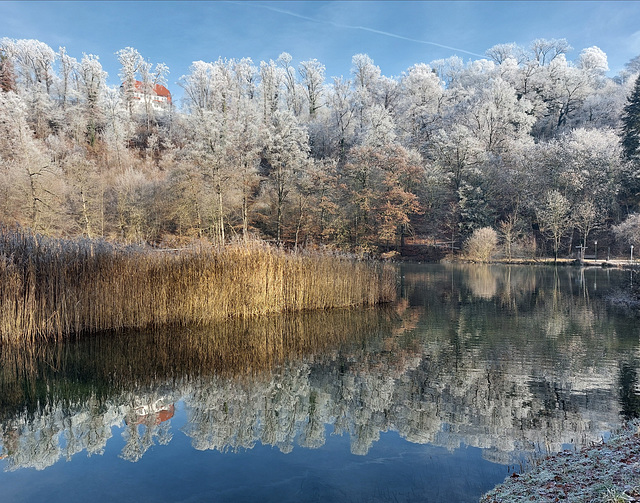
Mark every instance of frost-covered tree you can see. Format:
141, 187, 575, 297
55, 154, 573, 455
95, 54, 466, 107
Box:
116, 47, 143, 116
0, 44, 16, 92
613, 213, 640, 248
360, 104, 396, 147
56, 47, 77, 109
464, 226, 498, 262
616, 54, 640, 84
259, 59, 282, 122
463, 77, 535, 154
396, 63, 444, 152
298, 58, 325, 118
485, 43, 526, 65
431, 124, 486, 192
530, 38, 572, 66
262, 110, 309, 243
77, 54, 108, 145
556, 128, 622, 210
351, 53, 381, 96
1, 38, 56, 94
326, 76, 355, 162
102, 86, 130, 169
184, 107, 230, 243
430, 55, 464, 88
577, 46, 609, 74
536, 190, 571, 260
232, 57, 257, 102
179, 60, 216, 114
0, 91, 64, 231
575, 78, 627, 129
278, 52, 303, 117
230, 111, 263, 238
573, 199, 598, 260
536, 55, 592, 136
351, 54, 382, 139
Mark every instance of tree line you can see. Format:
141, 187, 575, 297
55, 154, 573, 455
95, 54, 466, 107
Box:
1, 37, 639, 257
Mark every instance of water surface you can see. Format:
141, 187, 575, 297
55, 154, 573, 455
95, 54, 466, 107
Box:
1, 264, 639, 502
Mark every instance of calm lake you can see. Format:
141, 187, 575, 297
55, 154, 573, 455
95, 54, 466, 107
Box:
1, 264, 639, 502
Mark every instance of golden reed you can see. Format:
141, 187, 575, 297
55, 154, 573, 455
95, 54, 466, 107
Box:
0, 228, 396, 344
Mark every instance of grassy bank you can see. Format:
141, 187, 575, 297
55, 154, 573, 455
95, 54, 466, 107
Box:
480, 421, 640, 502
0, 229, 396, 344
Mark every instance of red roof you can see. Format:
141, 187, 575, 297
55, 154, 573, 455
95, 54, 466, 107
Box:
126, 403, 176, 426
131, 80, 172, 103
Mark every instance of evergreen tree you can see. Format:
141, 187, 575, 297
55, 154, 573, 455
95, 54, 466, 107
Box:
622, 74, 640, 160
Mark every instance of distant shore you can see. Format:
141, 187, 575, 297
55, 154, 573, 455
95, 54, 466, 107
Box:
435, 256, 640, 270
492, 257, 640, 269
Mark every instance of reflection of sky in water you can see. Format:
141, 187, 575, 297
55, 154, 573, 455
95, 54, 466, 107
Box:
1, 264, 639, 502
1, 405, 506, 503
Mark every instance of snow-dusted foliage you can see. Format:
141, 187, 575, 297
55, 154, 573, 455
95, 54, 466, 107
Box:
0, 36, 638, 256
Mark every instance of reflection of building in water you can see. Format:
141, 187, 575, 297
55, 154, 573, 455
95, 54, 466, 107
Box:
0, 264, 638, 470
0, 350, 628, 470
120, 394, 177, 463
125, 399, 175, 426
0, 392, 179, 470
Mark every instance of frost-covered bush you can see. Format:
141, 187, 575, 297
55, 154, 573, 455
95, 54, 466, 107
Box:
613, 214, 640, 248
511, 234, 538, 259
464, 227, 498, 262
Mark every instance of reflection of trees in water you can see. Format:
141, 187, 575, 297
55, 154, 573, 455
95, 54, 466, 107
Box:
120, 416, 173, 463
465, 265, 499, 299
0, 395, 117, 471
0, 265, 639, 470
0, 308, 392, 419
619, 361, 640, 420
0, 308, 394, 469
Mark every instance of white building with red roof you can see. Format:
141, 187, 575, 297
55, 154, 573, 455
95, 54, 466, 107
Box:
126, 80, 172, 113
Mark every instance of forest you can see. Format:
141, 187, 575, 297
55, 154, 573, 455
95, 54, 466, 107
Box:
1, 37, 640, 258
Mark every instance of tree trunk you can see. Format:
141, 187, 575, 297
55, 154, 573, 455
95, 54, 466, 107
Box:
217, 188, 225, 244
81, 189, 92, 238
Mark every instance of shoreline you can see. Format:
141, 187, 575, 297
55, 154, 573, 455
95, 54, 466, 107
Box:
480, 421, 640, 502
443, 257, 640, 270
396, 254, 640, 271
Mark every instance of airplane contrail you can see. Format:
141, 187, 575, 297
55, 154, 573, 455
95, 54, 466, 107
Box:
333, 23, 486, 58
230, 2, 486, 59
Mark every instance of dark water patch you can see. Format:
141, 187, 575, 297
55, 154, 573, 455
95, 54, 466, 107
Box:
0, 264, 639, 502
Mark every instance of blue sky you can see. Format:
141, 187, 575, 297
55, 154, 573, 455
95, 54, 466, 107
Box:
2, 1, 640, 105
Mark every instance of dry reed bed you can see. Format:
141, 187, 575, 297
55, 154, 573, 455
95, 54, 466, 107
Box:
0, 229, 396, 344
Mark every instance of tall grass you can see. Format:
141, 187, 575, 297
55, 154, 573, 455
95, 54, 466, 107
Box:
0, 228, 396, 344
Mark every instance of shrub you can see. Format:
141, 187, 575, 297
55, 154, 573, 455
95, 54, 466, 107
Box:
464, 227, 498, 262
511, 234, 538, 259
613, 214, 640, 248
